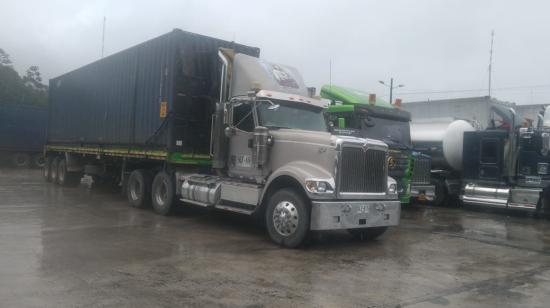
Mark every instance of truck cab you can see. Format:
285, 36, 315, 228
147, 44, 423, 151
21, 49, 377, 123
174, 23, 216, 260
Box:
321, 85, 435, 204
173, 52, 401, 247
461, 104, 550, 212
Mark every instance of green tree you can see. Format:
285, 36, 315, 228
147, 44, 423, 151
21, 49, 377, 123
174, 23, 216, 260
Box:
0, 48, 12, 67
0, 48, 48, 106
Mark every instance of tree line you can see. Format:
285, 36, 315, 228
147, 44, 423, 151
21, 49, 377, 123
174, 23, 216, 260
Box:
0, 48, 48, 106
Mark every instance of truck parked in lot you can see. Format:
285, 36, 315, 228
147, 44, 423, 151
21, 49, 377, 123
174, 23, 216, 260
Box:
43, 30, 400, 247
0, 103, 47, 167
404, 97, 507, 205
322, 85, 434, 204
405, 96, 550, 212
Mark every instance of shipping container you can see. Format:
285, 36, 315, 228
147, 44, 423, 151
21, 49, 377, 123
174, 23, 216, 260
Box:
0, 103, 47, 167
48, 29, 260, 158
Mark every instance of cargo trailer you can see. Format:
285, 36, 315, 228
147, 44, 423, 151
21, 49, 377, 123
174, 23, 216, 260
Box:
0, 103, 47, 167
44, 29, 400, 247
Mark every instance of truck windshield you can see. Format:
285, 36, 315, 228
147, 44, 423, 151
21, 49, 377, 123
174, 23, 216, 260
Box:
256, 100, 328, 132
359, 116, 411, 149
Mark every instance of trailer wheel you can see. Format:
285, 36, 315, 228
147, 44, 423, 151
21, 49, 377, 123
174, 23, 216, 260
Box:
126, 170, 152, 208
347, 227, 388, 241
265, 188, 310, 248
57, 159, 81, 187
50, 157, 60, 184
152, 171, 176, 216
32, 154, 45, 168
12, 153, 31, 168
43, 157, 53, 182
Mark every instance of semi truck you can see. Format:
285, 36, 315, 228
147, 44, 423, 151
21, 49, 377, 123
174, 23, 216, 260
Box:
321, 85, 434, 204
406, 97, 550, 212
461, 104, 550, 212
0, 103, 47, 167
43, 29, 400, 247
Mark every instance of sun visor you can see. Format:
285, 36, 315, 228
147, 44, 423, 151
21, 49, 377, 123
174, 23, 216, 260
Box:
230, 53, 308, 98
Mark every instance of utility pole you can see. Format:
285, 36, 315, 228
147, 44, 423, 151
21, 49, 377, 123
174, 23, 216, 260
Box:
488, 30, 494, 97
101, 16, 106, 58
329, 59, 332, 90
379, 77, 404, 104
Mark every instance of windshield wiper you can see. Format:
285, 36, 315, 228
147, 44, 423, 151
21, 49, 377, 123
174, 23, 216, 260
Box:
264, 125, 292, 129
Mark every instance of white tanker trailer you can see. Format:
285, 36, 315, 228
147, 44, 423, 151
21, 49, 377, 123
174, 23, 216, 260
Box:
410, 118, 476, 205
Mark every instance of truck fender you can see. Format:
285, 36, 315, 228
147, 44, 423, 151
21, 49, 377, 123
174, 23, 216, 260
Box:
259, 160, 333, 207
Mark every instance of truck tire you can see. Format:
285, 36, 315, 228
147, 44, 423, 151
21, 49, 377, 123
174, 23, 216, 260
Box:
347, 227, 388, 241
43, 157, 53, 182
432, 179, 448, 207
57, 159, 81, 187
12, 152, 31, 168
32, 154, 45, 168
151, 171, 176, 216
50, 157, 60, 184
265, 188, 310, 248
126, 169, 152, 208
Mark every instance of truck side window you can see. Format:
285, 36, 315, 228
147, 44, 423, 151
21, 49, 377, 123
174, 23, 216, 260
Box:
481, 139, 498, 163
233, 103, 255, 132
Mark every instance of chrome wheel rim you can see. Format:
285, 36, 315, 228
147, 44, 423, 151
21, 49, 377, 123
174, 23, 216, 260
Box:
155, 180, 168, 207
273, 201, 299, 236
130, 180, 141, 201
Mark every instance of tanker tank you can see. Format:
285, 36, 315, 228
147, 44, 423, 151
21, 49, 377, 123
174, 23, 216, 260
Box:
410, 118, 475, 171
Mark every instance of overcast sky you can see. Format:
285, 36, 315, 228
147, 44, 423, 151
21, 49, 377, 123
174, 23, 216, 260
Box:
2, 0, 549, 104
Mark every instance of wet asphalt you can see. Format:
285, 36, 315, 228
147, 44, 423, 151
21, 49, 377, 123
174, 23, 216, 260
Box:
1, 169, 550, 308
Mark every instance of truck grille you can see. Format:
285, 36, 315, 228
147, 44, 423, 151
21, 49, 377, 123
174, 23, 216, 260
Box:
340, 147, 387, 193
411, 157, 431, 184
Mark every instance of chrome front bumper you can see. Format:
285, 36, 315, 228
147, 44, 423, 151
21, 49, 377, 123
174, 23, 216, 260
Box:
310, 200, 401, 230
410, 184, 436, 201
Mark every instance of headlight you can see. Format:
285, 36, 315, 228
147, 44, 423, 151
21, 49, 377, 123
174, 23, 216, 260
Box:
305, 180, 334, 193
387, 176, 397, 194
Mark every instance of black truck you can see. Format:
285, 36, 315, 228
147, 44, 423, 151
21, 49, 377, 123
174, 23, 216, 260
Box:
460, 104, 550, 212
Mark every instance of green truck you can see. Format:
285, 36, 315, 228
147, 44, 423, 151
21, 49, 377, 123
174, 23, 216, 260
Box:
322, 85, 435, 204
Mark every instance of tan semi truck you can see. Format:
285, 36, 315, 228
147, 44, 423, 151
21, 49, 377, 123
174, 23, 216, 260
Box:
44, 30, 400, 247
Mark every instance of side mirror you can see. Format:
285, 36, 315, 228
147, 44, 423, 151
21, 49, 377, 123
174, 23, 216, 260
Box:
328, 121, 335, 132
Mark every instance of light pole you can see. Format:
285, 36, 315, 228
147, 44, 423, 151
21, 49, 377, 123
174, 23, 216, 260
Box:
379, 78, 404, 104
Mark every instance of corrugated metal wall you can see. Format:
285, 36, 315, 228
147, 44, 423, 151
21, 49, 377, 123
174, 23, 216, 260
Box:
0, 104, 47, 151
48, 29, 260, 152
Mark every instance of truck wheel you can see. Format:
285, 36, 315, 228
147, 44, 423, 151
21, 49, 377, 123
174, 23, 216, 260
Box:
12, 153, 31, 168
43, 157, 53, 182
50, 157, 60, 184
32, 154, 45, 168
347, 227, 388, 241
432, 179, 448, 207
152, 171, 176, 216
265, 188, 310, 248
126, 169, 152, 208
57, 159, 81, 187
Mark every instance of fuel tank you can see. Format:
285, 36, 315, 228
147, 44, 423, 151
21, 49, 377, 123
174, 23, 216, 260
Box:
410, 119, 475, 171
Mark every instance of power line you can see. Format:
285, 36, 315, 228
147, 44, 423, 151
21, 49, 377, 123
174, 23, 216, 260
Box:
397, 84, 550, 96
